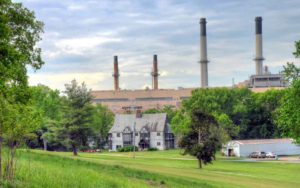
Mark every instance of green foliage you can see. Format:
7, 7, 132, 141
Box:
117, 145, 138, 152
293, 40, 300, 58
239, 89, 286, 139
173, 87, 285, 140
0, 0, 44, 180
91, 104, 114, 148
276, 80, 300, 143
179, 110, 221, 168
177, 88, 251, 139
147, 147, 158, 151
143, 108, 161, 114
171, 109, 191, 135
60, 80, 94, 155
29, 85, 63, 149
282, 62, 300, 84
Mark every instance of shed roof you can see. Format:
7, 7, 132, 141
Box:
231, 138, 294, 145
109, 113, 167, 133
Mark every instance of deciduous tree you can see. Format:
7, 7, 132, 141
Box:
179, 110, 221, 168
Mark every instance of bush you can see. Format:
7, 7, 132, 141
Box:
117, 146, 138, 152
148, 147, 158, 151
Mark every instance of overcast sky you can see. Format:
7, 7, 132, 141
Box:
18, 0, 300, 91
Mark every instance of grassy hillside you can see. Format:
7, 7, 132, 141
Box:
6, 150, 300, 188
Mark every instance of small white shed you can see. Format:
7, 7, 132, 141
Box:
223, 139, 300, 157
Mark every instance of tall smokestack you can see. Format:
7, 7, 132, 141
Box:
113, 56, 120, 91
151, 54, 159, 90
200, 18, 209, 88
254, 17, 264, 75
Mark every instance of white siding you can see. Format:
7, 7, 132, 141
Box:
224, 140, 300, 157
150, 132, 164, 150
111, 132, 123, 151
239, 143, 300, 157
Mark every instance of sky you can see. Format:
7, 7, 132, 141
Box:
16, 0, 300, 91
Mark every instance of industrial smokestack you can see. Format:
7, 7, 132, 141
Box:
199, 18, 209, 88
113, 56, 120, 91
151, 54, 159, 90
254, 17, 264, 75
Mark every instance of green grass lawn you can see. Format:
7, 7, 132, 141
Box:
7, 149, 300, 188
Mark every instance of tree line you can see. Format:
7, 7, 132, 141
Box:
28, 81, 114, 155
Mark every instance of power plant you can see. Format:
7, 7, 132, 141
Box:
246, 17, 286, 88
91, 17, 287, 113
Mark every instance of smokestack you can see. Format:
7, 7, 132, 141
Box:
113, 56, 120, 91
151, 54, 159, 90
199, 18, 209, 88
254, 17, 264, 75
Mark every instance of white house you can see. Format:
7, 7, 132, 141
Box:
223, 139, 300, 157
108, 113, 175, 151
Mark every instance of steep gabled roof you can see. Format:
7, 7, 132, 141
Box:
109, 113, 167, 133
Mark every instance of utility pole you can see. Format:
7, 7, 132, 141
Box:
122, 105, 142, 159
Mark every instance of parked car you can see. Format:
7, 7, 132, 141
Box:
249, 151, 267, 158
266, 152, 277, 158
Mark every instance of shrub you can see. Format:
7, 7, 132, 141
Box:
117, 146, 138, 152
148, 147, 158, 151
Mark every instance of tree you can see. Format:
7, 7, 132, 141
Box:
181, 88, 250, 139
274, 40, 300, 143
276, 79, 300, 143
30, 85, 62, 150
61, 80, 94, 155
282, 62, 300, 84
282, 41, 300, 84
179, 110, 221, 168
238, 90, 285, 139
1, 103, 41, 180
143, 108, 161, 114
91, 104, 114, 149
293, 40, 300, 58
0, 0, 44, 180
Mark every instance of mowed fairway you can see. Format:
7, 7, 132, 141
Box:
12, 150, 300, 188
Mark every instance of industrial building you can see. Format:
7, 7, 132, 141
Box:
91, 17, 287, 113
247, 17, 287, 88
222, 139, 300, 157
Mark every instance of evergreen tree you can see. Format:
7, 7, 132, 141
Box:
62, 80, 94, 155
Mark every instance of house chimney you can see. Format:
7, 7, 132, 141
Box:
113, 56, 120, 91
200, 18, 209, 87
254, 17, 264, 75
151, 54, 159, 90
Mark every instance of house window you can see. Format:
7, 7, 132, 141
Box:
117, 133, 120, 137
157, 142, 161, 146
116, 145, 121, 149
135, 133, 138, 136
157, 132, 161, 136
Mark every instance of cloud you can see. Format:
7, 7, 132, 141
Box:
19, 0, 300, 91
54, 36, 122, 55
28, 72, 111, 91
